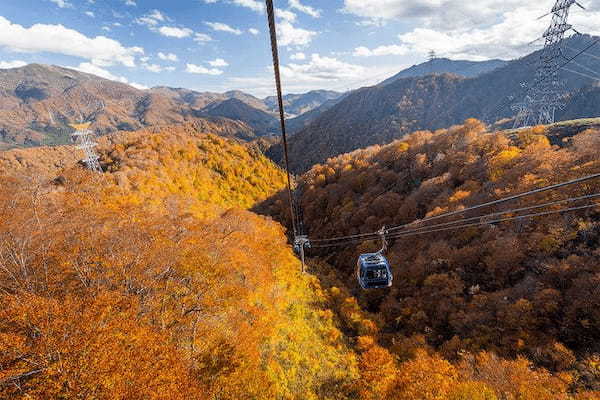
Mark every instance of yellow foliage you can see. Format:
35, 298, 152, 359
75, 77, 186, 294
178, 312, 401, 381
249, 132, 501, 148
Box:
0, 128, 354, 399
449, 190, 471, 203
489, 146, 521, 181
447, 382, 497, 400
389, 350, 459, 400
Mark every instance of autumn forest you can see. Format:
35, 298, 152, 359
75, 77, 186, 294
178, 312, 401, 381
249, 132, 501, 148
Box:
1, 118, 600, 399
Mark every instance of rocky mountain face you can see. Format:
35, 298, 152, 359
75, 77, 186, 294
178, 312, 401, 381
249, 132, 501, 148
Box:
281, 35, 600, 172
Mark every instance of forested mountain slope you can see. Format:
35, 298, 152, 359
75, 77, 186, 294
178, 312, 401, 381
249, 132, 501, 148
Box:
4, 120, 600, 398
0, 124, 359, 399
0, 119, 258, 178
0, 64, 266, 147
283, 35, 600, 172
0, 64, 341, 148
263, 119, 600, 397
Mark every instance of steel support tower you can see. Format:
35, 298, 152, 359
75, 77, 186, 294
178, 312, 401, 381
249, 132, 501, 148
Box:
513, 0, 580, 128
70, 123, 102, 173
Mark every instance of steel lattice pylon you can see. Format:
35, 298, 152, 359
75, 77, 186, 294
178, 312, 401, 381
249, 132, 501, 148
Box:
513, 0, 579, 128
70, 123, 102, 173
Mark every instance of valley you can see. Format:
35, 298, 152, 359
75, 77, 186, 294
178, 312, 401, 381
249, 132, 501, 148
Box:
1, 3, 600, 397
2, 116, 600, 399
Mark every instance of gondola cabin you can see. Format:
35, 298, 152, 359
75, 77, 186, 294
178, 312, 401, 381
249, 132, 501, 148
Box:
357, 252, 393, 289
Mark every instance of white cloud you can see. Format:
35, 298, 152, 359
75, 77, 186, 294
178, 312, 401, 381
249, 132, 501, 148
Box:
248, 28, 259, 35
226, 56, 400, 96
0, 16, 144, 67
71, 62, 147, 89
148, 10, 166, 21
343, 0, 600, 60
290, 52, 306, 60
135, 10, 167, 27
186, 63, 223, 75
0, 60, 27, 69
204, 0, 264, 13
137, 16, 159, 26
353, 44, 408, 57
49, 0, 72, 8
125, 0, 136, 5
282, 53, 366, 82
85, 11, 95, 17
341, 0, 517, 27
158, 52, 178, 62
208, 58, 229, 67
232, 0, 264, 12
194, 33, 213, 42
72, 62, 126, 81
143, 63, 164, 72
129, 82, 148, 90
142, 63, 175, 73
288, 0, 321, 18
157, 26, 193, 38
396, 6, 562, 60
205, 22, 242, 35
276, 9, 297, 23
277, 20, 316, 47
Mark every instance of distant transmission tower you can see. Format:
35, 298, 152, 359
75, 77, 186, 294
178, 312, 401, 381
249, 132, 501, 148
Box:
428, 50, 437, 62
69, 122, 102, 172
512, 0, 585, 128
428, 50, 437, 74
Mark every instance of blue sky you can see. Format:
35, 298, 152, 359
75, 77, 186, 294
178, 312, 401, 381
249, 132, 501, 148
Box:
0, 0, 598, 97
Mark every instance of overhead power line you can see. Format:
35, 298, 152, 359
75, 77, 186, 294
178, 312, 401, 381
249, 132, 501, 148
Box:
569, 60, 600, 78
566, 44, 600, 61
311, 171, 600, 244
312, 201, 600, 249
387, 192, 600, 237
485, 36, 600, 125
512, 0, 582, 128
562, 66, 600, 82
387, 172, 600, 233
387, 202, 599, 242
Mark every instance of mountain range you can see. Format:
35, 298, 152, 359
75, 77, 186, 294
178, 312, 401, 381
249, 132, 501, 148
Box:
2, 35, 599, 165
281, 34, 600, 172
0, 64, 343, 148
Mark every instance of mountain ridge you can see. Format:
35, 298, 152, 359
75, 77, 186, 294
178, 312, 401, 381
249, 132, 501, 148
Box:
0, 64, 340, 148
379, 58, 508, 86
282, 34, 600, 172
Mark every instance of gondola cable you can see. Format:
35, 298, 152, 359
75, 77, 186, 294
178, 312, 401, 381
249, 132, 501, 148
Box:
385, 172, 600, 233
261, 1, 600, 280
387, 202, 599, 241
265, 0, 313, 272
311, 192, 600, 247
264, 0, 298, 236
312, 192, 600, 247
310, 171, 600, 244
312, 201, 600, 249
